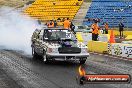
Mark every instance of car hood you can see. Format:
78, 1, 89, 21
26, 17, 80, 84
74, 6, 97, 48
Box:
43, 41, 86, 48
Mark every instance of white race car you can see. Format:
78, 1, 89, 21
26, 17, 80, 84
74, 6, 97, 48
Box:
31, 28, 89, 64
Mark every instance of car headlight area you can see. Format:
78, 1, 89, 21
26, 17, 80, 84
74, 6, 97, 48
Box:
47, 48, 58, 53
81, 48, 88, 53
47, 47, 88, 54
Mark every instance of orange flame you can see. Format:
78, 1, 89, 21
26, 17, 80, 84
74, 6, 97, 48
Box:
78, 66, 86, 76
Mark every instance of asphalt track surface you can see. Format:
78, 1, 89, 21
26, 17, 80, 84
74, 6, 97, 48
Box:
0, 49, 132, 88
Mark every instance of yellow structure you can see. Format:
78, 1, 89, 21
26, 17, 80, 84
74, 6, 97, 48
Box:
108, 30, 132, 36
125, 35, 132, 40
87, 41, 108, 53
24, 0, 83, 22
76, 32, 84, 42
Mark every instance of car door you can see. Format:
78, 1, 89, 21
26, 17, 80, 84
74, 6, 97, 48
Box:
36, 30, 44, 55
33, 30, 41, 54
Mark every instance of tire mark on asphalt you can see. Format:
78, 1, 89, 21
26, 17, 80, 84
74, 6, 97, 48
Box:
0, 50, 62, 88
1, 50, 131, 88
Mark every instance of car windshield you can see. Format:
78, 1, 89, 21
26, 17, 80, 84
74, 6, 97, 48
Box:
44, 29, 76, 41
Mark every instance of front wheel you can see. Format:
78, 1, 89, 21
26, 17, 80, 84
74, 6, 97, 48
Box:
32, 47, 39, 59
43, 51, 49, 64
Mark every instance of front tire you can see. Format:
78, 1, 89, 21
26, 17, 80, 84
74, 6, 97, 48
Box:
32, 47, 39, 59
43, 51, 49, 64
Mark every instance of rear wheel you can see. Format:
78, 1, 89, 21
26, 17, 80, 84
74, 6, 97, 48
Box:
79, 58, 86, 64
80, 77, 85, 85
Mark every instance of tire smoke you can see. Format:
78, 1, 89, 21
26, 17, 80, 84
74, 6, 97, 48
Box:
0, 7, 41, 55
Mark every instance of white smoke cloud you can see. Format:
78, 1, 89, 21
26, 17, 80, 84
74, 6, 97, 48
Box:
0, 7, 41, 55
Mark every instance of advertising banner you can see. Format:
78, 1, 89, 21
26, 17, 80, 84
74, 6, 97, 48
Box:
109, 43, 132, 58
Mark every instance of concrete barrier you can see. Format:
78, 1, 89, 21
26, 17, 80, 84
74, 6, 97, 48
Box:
122, 41, 132, 44
125, 35, 132, 40
108, 30, 132, 36
98, 34, 110, 42
109, 43, 132, 58
122, 44, 132, 58
111, 43, 124, 57
80, 33, 110, 44
77, 32, 110, 44
87, 41, 108, 53
87, 41, 93, 51
82, 33, 92, 45
87, 40, 132, 58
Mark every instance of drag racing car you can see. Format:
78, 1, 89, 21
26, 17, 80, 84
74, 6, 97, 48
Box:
31, 28, 89, 64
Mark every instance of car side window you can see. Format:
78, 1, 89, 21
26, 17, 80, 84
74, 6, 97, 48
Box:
36, 31, 41, 39
43, 30, 49, 40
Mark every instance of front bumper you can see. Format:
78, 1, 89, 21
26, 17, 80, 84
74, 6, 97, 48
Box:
46, 53, 90, 61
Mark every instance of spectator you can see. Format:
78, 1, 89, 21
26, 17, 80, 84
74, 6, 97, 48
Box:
91, 21, 100, 41
62, 18, 65, 22
45, 22, 49, 26
70, 22, 75, 34
48, 20, 54, 28
63, 18, 70, 29
104, 22, 109, 34
119, 22, 124, 38
54, 20, 57, 27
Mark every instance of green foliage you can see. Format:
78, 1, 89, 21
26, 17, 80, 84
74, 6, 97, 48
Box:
84, 0, 92, 2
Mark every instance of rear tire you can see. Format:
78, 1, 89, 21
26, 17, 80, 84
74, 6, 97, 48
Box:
79, 60, 86, 64
80, 77, 85, 85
